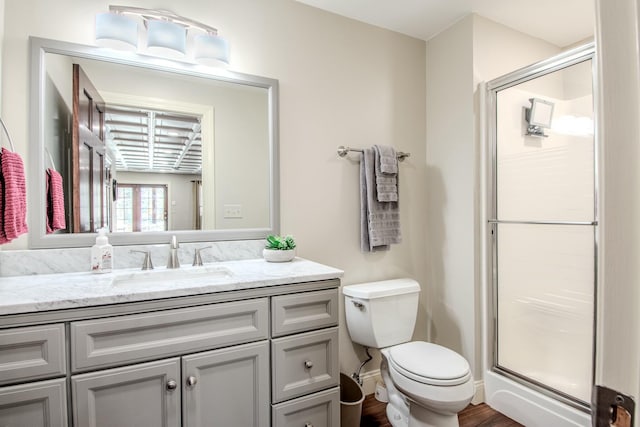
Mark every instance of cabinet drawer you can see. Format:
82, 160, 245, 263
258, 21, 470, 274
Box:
0, 324, 66, 385
271, 327, 339, 403
71, 298, 268, 372
272, 386, 340, 427
271, 289, 338, 337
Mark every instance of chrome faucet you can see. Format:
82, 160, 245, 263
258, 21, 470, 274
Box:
166, 235, 180, 269
130, 250, 153, 270
192, 246, 212, 266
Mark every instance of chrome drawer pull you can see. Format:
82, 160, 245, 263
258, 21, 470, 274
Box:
166, 379, 178, 391
186, 376, 198, 387
305, 424, 313, 427
304, 360, 313, 369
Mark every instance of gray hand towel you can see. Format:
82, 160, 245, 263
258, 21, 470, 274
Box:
360, 148, 402, 252
374, 145, 398, 202
374, 144, 398, 174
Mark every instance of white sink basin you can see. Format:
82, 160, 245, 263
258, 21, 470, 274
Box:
112, 265, 233, 287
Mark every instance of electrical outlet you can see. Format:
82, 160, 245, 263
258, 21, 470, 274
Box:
223, 204, 243, 218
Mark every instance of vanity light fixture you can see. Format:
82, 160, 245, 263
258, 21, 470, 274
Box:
146, 18, 187, 58
95, 5, 229, 64
525, 97, 554, 137
95, 11, 139, 51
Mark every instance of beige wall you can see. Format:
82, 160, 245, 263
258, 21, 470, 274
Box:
472, 15, 560, 84
425, 14, 569, 382
1, 0, 427, 382
425, 15, 476, 376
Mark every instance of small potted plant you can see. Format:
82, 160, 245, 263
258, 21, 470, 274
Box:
263, 234, 297, 262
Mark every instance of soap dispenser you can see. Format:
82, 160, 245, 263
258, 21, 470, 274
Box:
91, 228, 113, 273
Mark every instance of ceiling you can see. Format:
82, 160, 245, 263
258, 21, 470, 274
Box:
105, 105, 202, 174
295, 0, 595, 47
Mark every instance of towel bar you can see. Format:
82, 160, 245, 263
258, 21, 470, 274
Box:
0, 117, 15, 152
337, 145, 410, 161
45, 148, 57, 172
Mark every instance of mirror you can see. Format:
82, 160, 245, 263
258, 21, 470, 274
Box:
29, 37, 279, 248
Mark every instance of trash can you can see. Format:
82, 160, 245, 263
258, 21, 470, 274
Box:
340, 373, 365, 427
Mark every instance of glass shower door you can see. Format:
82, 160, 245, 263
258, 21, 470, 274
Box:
491, 55, 596, 405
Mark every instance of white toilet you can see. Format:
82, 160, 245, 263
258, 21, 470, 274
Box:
343, 278, 474, 427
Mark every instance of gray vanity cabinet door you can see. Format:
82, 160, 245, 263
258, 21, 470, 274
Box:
0, 378, 67, 427
72, 358, 181, 427
182, 341, 270, 427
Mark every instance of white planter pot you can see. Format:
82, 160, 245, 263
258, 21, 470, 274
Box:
263, 248, 296, 262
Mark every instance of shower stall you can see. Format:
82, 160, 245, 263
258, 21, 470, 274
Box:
484, 44, 596, 427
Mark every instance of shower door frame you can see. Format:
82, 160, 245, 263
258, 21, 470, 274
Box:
485, 42, 598, 412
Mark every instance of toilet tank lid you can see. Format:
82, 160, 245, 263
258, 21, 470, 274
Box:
342, 278, 420, 299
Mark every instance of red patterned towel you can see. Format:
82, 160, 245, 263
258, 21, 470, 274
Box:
46, 168, 66, 233
0, 147, 28, 243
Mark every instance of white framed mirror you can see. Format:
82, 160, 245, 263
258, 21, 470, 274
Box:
29, 37, 279, 248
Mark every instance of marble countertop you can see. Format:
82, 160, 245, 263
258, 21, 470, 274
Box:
0, 258, 343, 315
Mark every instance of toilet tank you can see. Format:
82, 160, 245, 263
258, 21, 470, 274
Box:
343, 278, 420, 348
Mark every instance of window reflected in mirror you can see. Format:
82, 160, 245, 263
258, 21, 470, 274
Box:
115, 184, 168, 233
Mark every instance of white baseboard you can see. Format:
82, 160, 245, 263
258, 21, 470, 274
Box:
471, 380, 485, 405
358, 369, 382, 396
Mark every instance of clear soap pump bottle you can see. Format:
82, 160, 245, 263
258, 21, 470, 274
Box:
91, 228, 113, 273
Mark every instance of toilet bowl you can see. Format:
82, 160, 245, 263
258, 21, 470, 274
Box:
382, 342, 474, 427
343, 279, 475, 427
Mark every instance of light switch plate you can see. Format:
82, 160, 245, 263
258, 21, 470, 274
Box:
224, 204, 242, 218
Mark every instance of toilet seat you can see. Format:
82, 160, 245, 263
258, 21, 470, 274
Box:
387, 341, 471, 387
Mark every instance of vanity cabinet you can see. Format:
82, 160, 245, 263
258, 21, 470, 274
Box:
70, 298, 270, 427
0, 278, 340, 427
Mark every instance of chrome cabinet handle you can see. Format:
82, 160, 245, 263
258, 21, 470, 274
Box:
304, 360, 313, 369
166, 379, 178, 391
186, 376, 198, 387
305, 423, 314, 427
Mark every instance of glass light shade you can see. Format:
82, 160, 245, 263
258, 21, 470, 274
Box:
194, 33, 230, 65
146, 19, 187, 57
95, 12, 139, 50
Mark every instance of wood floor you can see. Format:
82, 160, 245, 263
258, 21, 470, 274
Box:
359, 394, 523, 427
